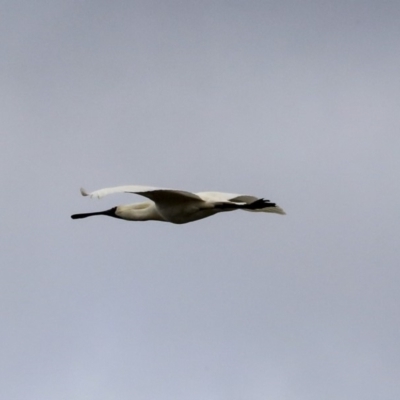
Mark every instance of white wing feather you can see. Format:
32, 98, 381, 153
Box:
196, 192, 255, 203
80, 185, 163, 199
80, 185, 203, 203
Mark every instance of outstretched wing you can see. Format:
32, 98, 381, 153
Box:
80, 185, 203, 204
128, 189, 203, 204
80, 185, 161, 199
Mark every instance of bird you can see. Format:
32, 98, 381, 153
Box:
71, 185, 285, 224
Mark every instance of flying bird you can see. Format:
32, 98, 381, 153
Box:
71, 185, 285, 224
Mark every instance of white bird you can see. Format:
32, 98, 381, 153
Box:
71, 185, 285, 224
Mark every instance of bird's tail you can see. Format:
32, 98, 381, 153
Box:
243, 199, 286, 215
215, 199, 286, 215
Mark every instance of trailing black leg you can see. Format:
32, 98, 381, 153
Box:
214, 198, 276, 211
244, 198, 277, 210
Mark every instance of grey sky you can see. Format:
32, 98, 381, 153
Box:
1, 1, 400, 399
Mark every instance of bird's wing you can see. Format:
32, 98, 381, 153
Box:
80, 185, 161, 199
196, 191, 259, 204
80, 185, 203, 204
128, 189, 203, 204
197, 191, 286, 215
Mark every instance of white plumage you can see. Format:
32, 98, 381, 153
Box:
71, 185, 285, 224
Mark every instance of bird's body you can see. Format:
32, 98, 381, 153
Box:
71, 185, 285, 224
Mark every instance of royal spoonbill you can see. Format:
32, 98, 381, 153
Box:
71, 185, 285, 224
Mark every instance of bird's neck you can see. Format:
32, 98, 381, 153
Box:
115, 202, 165, 221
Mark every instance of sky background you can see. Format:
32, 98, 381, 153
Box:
1, 1, 400, 399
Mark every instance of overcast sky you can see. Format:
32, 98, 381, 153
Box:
1, 1, 400, 399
